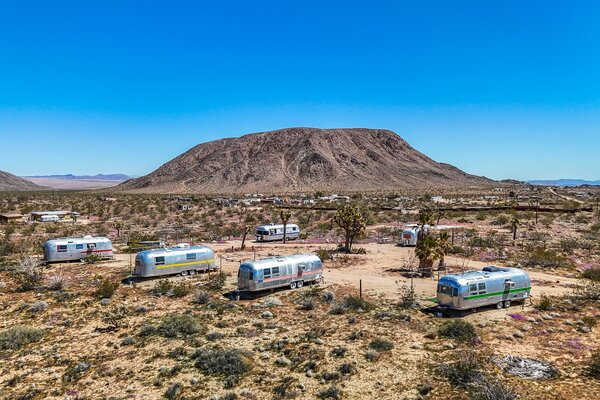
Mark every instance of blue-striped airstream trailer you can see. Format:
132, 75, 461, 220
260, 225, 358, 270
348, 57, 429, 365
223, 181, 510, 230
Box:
255, 224, 300, 242
437, 266, 532, 311
133, 243, 216, 277
43, 235, 114, 263
237, 253, 323, 292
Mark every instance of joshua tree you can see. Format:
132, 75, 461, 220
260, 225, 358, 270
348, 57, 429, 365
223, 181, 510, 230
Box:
240, 225, 251, 250
332, 204, 366, 252
279, 210, 292, 243
511, 216, 520, 241
113, 220, 124, 238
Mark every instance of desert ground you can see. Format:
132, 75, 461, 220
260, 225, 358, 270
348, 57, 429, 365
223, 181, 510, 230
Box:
1, 188, 599, 400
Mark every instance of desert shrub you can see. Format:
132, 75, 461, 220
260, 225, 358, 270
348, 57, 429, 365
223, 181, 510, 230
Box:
574, 281, 600, 301
438, 320, 477, 343
559, 238, 580, 255
588, 350, 600, 378
151, 279, 173, 296
321, 371, 341, 382
321, 290, 335, 303
369, 338, 394, 352
317, 386, 342, 399
193, 347, 252, 377
83, 254, 102, 264
157, 314, 203, 338
0, 326, 44, 350
94, 278, 119, 299
582, 316, 597, 330
316, 248, 333, 261
300, 297, 315, 310
171, 281, 191, 298
491, 214, 510, 226
329, 302, 346, 315
397, 284, 417, 309
581, 268, 600, 282
101, 304, 129, 329
352, 247, 367, 254
206, 331, 225, 341
29, 301, 48, 313
330, 346, 347, 357
440, 350, 483, 387
206, 271, 227, 291
138, 324, 158, 336
522, 247, 569, 269
192, 289, 211, 305
365, 350, 380, 362
338, 362, 355, 375
46, 275, 67, 291
470, 375, 517, 400
164, 382, 183, 400
273, 376, 298, 399
343, 295, 373, 312
535, 293, 554, 311
12, 257, 43, 291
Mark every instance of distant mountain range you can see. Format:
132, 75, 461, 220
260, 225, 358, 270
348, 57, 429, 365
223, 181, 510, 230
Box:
116, 127, 496, 194
24, 174, 131, 181
527, 179, 600, 187
0, 170, 46, 191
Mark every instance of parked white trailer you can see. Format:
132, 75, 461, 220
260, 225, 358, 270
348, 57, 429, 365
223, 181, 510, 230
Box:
40, 215, 60, 223
400, 224, 420, 246
437, 266, 532, 311
133, 243, 217, 277
43, 235, 114, 263
237, 253, 323, 292
255, 223, 300, 242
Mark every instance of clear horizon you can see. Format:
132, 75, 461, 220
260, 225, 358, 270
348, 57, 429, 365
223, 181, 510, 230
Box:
1, 1, 599, 181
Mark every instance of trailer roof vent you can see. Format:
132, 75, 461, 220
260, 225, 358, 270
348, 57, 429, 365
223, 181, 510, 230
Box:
483, 266, 509, 273
176, 243, 190, 248
83, 235, 93, 239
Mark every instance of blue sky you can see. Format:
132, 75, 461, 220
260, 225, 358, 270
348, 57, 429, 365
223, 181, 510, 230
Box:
1, 1, 599, 180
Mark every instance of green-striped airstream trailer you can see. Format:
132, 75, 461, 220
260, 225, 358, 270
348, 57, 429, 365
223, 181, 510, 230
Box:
134, 243, 216, 277
437, 266, 531, 310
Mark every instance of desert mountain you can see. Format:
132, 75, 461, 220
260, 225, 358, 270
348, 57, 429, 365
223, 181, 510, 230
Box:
0, 170, 45, 191
116, 127, 494, 194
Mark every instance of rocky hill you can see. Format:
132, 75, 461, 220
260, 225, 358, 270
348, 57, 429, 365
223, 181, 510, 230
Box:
0, 170, 45, 191
116, 127, 494, 194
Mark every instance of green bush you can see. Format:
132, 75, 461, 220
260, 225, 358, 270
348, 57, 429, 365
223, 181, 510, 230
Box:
171, 281, 191, 298
83, 254, 102, 264
193, 347, 252, 376
94, 278, 119, 299
343, 295, 373, 312
192, 289, 211, 305
206, 271, 227, 291
369, 338, 394, 352
0, 326, 44, 350
438, 320, 477, 343
582, 268, 600, 282
317, 386, 342, 399
588, 350, 600, 378
440, 350, 483, 387
535, 293, 554, 311
151, 279, 173, 296
157, 314, 203, 338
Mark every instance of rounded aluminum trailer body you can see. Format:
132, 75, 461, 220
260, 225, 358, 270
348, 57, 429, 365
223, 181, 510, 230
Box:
134, 245, 217, 277
400, 227, 418, 246
255, 223, 300, 242
43, 236, 114, 263
237, 253, 323, 292
437, 266, 531, 310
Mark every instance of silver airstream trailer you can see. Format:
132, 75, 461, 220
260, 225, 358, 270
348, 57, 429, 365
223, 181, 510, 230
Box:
237, 253, 323, 292
400, 224, 420, 246
437, 266, 531, 311
43, 235, 114, 263
133, 243, 216, 277
255, 223, 300, 242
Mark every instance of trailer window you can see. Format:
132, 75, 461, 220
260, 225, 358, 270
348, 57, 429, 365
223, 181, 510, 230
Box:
155, 256, 165, 266
87, 243, 96, 250
57, 245, 67, 252
186, 253, 196, 260
478, 283, 486, 291
469, 284, 478, 292
263, 268, 271, 278
439, 285, 454, 296
272, 267, 280, 277
75, 244, 84, 249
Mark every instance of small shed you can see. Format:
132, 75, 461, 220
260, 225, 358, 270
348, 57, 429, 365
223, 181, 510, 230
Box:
176, 204, 193, 211
0, 213, 24, 224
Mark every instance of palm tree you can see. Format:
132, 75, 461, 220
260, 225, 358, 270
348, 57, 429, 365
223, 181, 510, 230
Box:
415, 235, 442, 277
437, 231, 452, 267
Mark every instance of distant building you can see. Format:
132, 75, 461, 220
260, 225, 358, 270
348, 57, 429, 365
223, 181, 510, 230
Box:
431, 196, 444, 203
319, 194, 350, 203
0, 213, 24, 224
30, 211, 77, 221
176, 204, 193, 211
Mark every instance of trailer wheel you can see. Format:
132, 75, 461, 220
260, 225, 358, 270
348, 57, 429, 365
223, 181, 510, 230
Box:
496, 301, 503, 309
181, 270, 188, 276
297, 280, 304, 288
290, 281, 297, 289
503, 300, 511, 308
189, 270, 196, 275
